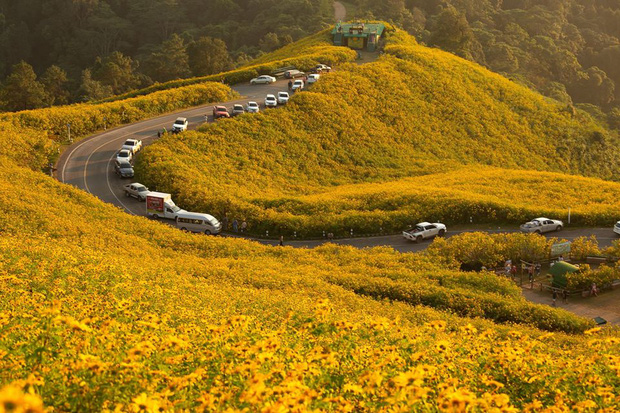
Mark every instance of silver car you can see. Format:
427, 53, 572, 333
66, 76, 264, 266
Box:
520, 217, 563, 234
250, 75, 276, 85
124, 183, 150, 201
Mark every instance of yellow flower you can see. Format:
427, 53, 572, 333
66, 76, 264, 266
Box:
435, 340, 450, 353
584, 327, 602, 335
131, 393, 160, 413
0, 385, 44, 413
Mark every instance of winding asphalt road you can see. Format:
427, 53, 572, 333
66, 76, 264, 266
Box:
56, 79, 619, 253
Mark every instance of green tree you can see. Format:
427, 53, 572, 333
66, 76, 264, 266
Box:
78, 68, 113, 102
40, 65, 69, 106
0, 61, 45, 111
259, 33, 280, 53
187, 37, 232, 77
428, 6, 474, 59
145, 34, 190, 82
92, 51, 141, 94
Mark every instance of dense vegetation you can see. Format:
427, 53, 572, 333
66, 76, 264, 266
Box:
352, 0, 620, 117
136, 29, 620, 236
0, 19, 618, 411
1, 0, 619, 123
3, 152, 620, 410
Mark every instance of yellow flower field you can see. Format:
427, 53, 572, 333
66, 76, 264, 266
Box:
0, 155, 619, 411
135, 29, 620, 236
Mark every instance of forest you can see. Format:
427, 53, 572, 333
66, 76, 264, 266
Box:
0, 0, 618, 122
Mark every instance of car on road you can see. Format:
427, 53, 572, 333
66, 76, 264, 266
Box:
291, 79, 304, 92
264, 94, 278, 108
116, 149, 133, 164
250, 75, 276, 85
124, 183, 150, 201
307, 73, 320, 84
246, 101, 260, 113
171, 117, 188, 133
122, 139, 142, 154
213, 105, 230, 119
520, 217, 563, 234
277, 92, 290, 104
232, 104, 245, 116
402, 222, 447, 242
114, 160, 134, 178
315, 64, 331, 73
284, 69, 305, 79
614, 221, 620, 236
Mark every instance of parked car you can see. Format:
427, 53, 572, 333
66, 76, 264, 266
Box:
246, 101, 260, 113
307, 73, 320, 84
402, 222, 446, 242
291, 79, 304, 92
171, 117, 188, 133
284, 69, 305, 79
315, 64, 331, 72
213, 105, 230, 119
232, 104, 245, 116
122, 138, 142, 154
116, 149, 133, 164
124, 183, 150, 201
277, 92, 290, 104
114, 160, 134, 178
250, 75, 276, 85
264, 94, 278, 108
520, 217, 563, 234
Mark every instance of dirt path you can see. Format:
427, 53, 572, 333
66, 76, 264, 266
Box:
521, 286, 620, 325
334, 1, 346, 22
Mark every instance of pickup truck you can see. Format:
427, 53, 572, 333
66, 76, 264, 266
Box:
403, 222, 446, 242
124, 183, 150, 201
520, 218, 563, 234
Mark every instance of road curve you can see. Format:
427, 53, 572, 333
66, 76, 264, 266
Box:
56, 80, 619, 252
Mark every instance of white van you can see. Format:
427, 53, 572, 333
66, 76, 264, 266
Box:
176, 212, 222, 235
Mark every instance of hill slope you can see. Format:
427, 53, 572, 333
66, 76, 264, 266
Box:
137, 29, 619, 236
2, 155, 620, 411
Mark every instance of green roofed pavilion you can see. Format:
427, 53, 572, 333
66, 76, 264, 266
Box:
549, 261, 579, 289
332, 22, 385, 51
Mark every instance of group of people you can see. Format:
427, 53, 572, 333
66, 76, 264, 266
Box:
221, 215, 247, 233
551, 289, 569, 306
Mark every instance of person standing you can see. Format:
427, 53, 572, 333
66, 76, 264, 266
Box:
279, 235, 284, 246
562, 289, 568, 304
222, 214, 229, 231
288, 80, 292, 91
240, 220, 247, 233
232, 218, 238, 233
552, 290, 557, 307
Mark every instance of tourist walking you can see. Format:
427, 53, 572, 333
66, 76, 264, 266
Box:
232, 218, 238, 233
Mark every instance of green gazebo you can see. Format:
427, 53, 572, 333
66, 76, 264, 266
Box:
332, 22, 385, 51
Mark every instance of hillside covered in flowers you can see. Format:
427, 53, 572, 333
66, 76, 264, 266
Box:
137, 29, 620, 237
0, 25, 619, 412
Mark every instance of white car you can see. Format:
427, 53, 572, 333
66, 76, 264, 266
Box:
277, 92, 290, 104
520, 217, 563, 234
124, 183, 150, 201
315, 64, 331, 72
171, 117, 188, 133
307, 74, 320, 84
250, 75, 276, 85
403, 222, 446, 242
246, 101, 260, 113
122, 139, 142, 154
264, 94, 277, 108
614, 221, 620, 236
116, 149, 133, 164
292, 79, 304, 92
